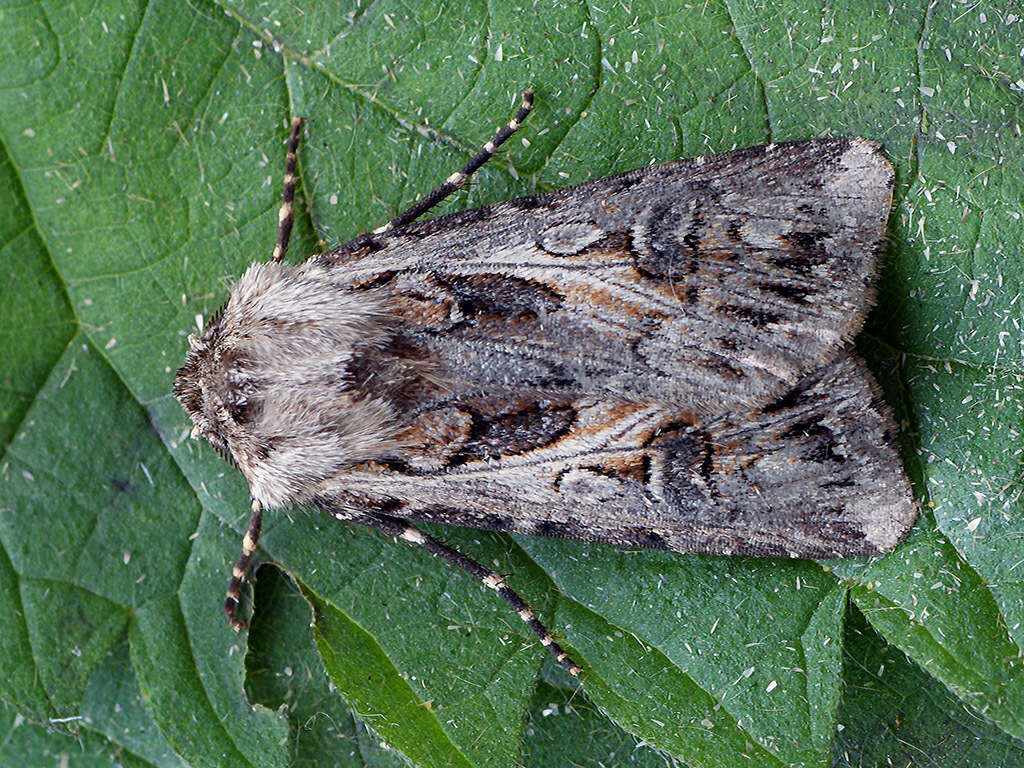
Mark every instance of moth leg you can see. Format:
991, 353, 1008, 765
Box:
372, 89, 534, 235
271, 117, 304, 263
224, 498, 264, 631
348, 509, 582, 678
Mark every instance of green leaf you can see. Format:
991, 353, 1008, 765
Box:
2, 1, 1022, 767
0, 145, 75, 452
521, 538, 843, 766
0, 699, 168, 768
834, 605, 1024, 767
520, 679, 670, 768
245, 566, 409, 768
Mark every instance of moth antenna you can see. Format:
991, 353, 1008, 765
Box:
371, 89, 534, 236
224, 498, 264, 631
342, 508, 582, 678
271, 117, 304, 263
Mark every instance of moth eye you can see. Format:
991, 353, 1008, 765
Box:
228, 400, 251, 425
172, 366, 203, 415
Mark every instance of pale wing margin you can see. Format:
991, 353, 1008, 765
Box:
317, 352, 917, 559
325, 138, 895, 417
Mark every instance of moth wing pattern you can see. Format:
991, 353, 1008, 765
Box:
325, 138, 895, 416
317, 350, 916, 559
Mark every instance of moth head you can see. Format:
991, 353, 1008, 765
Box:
173, 260, 403, 508
173, 315, 254, 467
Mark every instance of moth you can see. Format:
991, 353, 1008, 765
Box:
174, 90, 917, 678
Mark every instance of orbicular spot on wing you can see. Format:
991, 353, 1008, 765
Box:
536, 221, 607, 254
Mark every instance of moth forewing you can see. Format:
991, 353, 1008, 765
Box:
326, 137, 895, 417
174, 91, 916, 678
315, 351, 915, 559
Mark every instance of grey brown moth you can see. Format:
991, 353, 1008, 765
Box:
173, 90, 917, 678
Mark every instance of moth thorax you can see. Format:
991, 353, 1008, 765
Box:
174, 260, 407, 508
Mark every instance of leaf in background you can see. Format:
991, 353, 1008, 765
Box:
834, 605, 1024, 767
245, 565, 411, 768
520, 679, 671, 768
1, 1, 1022, 767
0, 146, 76, 453
0, 698, 176, 768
